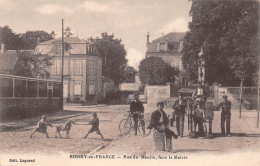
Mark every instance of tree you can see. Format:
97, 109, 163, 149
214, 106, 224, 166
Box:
182, 0, 259, 86
20, 30, 55, 50
92, 33, 128, 85
123, 66, 138, 83
139, 56, 179, 85
13, 51, 53, 79
0, 25, 23, 50
64, 27, 73, 37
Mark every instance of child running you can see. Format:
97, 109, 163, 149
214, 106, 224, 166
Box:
31, 115, 53, 138
83, 112, 104, 140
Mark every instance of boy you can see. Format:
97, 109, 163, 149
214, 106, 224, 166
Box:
83, 112, 104, 140
193, 100, 205, 134
31, 115, 53, 138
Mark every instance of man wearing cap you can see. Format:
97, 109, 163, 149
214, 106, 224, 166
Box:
173, 93, 186, 137
217, 95, 232, 136
130, 93, 145, 135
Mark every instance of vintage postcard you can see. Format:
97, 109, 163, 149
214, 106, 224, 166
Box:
0, 0, 260, 166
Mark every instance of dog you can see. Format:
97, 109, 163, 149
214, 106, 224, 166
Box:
55, 120, 75, 138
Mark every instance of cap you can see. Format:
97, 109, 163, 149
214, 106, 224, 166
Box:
133, 92, 139, 98
178, 92, 183, 96
156, 101, 164, 106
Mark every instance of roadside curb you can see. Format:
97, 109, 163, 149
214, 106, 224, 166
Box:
87, 135, 126, 155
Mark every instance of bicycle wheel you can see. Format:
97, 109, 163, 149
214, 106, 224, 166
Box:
119, 119, 131, 135
138, 120, 151, 137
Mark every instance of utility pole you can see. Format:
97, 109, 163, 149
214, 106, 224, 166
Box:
61, 19, 64, 110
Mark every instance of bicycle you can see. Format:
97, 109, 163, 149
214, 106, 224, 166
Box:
119, 111, 151, 137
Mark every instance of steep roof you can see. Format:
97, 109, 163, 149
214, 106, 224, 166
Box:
39, 37, 89, 45
147, 32, 186, 52
0, 50, 18, 71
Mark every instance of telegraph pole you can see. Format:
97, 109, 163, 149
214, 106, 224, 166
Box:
61, 19, 64, 110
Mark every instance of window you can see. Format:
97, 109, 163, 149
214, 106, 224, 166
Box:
14, 79, 26, 97
56, 61, 61, 75
0, 78, 13, 97
175, 61, 179, 68
27, 81, 37, 97
89, 62, 95, 75
39, 82, 47, 97
53, 83, 61, 97
64, 61, 68, 75
74, 81, 82, 95
50, 62, 57, 75
159, 43, 166, 52
73, 61, 82, 75
89, 81, 95, 95
55, 45, 61, 54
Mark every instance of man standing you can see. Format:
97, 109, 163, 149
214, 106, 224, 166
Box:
173, 93, 186, 137
217, 95, 232, 136
130, 93, 145, 135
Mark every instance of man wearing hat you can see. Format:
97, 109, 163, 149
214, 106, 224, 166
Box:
217, 95, 232, 136
172, 92, 186, 137
130, 93, 145, 135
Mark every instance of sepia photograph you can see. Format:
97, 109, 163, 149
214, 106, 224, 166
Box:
0, 0, 260, 166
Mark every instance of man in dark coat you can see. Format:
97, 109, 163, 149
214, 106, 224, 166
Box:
173, 93, 186, 137
217, 95, 232, 136
130, 93, 145, 135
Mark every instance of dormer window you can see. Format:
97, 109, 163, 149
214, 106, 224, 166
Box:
159, 42, 166, 52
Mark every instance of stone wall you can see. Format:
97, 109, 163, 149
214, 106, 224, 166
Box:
145, 84, 171, 105
0, 98, 61, 121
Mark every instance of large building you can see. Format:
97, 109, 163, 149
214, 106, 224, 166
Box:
35, 37, 102, 103
145, 32, 189, 85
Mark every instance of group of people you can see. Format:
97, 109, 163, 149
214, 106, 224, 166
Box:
129, 84, 232, 152
30, 112, 104, 139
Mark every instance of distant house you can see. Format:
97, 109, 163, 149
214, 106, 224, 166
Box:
0, 44, 18, 74
35, 37, 102, 103
145, 32, 189, 85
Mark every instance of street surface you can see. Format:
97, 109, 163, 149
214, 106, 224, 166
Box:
0, 104, 260, 155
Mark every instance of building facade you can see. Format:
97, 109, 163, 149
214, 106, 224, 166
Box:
35, 37, 102, 103
145, 32, 189, 85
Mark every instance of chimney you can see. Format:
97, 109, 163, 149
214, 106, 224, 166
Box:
147, 32, 149, 43
146, 32, 151, 51
1, 43, 5, 53
37, 37, 41, 44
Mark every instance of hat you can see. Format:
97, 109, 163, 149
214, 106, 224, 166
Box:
223, 95, 227, 99
178, 92, 183, 96
133, 92, 139, 98
156, 101, 164, 106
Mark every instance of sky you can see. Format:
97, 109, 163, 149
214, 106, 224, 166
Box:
0, 0, 191, 69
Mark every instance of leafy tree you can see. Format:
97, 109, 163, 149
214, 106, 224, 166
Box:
92, 33, 128, 85
139, 56, 179, 85
182, 0, 259, 86
13, 51, 53, 79
123, 66, 138, 83
0, 25, 23, 50
64, 27, 73, 37
20, 30, 55, 50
